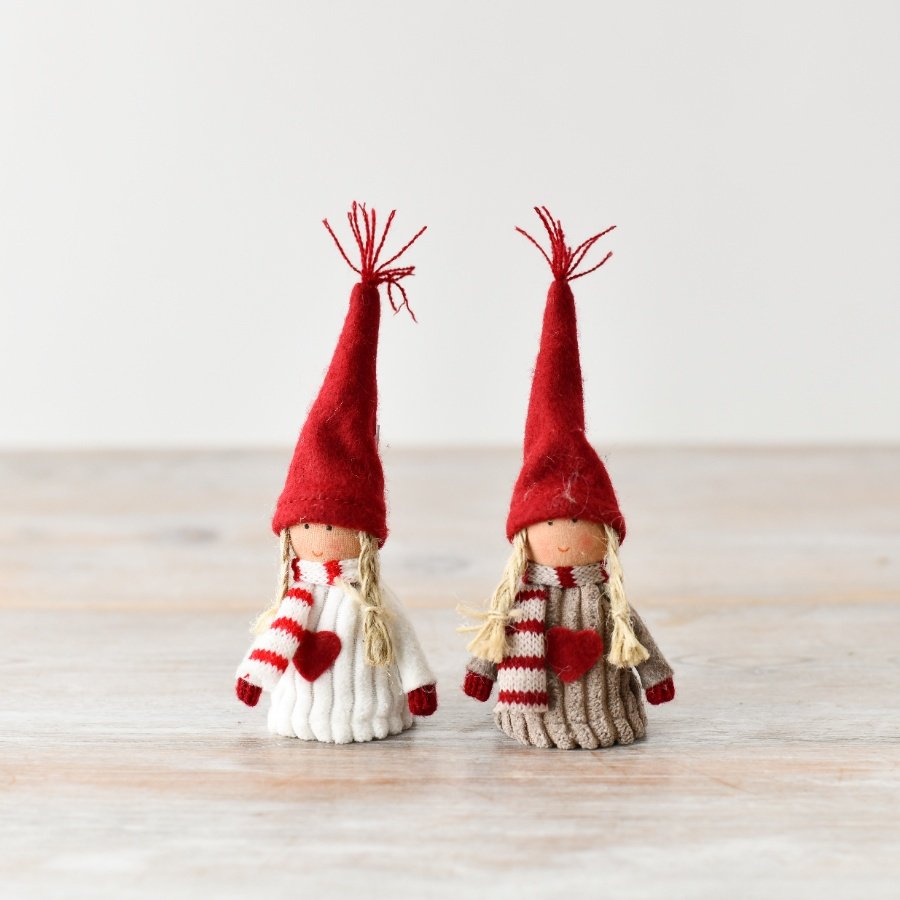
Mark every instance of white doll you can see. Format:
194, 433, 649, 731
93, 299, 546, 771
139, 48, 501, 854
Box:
235, 203, 437, 743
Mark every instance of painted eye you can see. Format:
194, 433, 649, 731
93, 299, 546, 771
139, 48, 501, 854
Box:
547, 520, 554, 526
325, 525, 333, 531
571, 518, 578, 524
303, 523, 310, 530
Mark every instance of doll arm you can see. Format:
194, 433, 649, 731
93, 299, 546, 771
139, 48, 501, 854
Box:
629, 607, 675, 703
463, 655, 497, 702
235, 588, 314, 695
382, 586, 437, 698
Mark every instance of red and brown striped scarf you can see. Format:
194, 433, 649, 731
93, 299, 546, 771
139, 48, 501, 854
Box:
495, 562, 608, 712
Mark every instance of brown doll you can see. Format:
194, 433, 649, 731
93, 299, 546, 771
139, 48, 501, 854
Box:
461, 208, 674, 749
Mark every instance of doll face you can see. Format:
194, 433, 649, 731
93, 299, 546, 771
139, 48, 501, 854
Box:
288, 523, 361, 562
525, 518, 608, 567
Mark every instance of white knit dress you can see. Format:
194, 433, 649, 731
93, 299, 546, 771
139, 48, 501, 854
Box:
237, 558, 435, 744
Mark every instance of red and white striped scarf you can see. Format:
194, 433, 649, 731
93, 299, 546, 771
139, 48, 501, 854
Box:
291, 557, 359, 586
238, 556, 360, 689
495, 562, 608, 713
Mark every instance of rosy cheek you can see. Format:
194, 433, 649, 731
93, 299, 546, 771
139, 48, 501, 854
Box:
577, 536, 605, 561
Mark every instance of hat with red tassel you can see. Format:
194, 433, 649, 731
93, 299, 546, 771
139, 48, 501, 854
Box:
506, 207, 626, 542
271, 203, 426, 544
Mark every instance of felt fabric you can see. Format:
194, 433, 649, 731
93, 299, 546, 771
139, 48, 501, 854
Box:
506, 208, 625, 542
271, 203, 426, 544
545, 627, 604, 683
466, 563, 674, 750
272, 282, 388, 542
293, 629, 342, 682
238, 556, 437, 744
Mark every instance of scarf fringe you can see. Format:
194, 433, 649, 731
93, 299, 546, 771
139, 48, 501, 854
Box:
457, 605, 523, 663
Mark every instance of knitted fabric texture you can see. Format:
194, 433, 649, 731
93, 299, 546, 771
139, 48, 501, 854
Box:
407, 684, 438, 716
506, 207, 625, 542
237, 558, 359, 690
238, 581, 315, 692
238, 558, 437, 744
463, 670, 493, 702
526, 561, 608, 589
646, 677, 676, 705
291, 557, 359, 586
467, 573, 675, 750
271, 204, 426, 543
493, 563, 608, 714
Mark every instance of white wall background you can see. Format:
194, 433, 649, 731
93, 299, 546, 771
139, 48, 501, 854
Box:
2, 1, 898, 449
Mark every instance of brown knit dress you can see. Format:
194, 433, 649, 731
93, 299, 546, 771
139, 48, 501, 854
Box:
467, 581, 673, 750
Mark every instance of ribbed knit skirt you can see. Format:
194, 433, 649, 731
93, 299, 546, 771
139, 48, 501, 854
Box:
267, 583, 414, 744
494, 587, 647, 749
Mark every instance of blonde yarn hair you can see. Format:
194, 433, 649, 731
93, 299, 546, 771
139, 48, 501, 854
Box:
604, 524, 649, 668
251, 528, 393, 668
459, 523, 648, 669
352, 531, 394, 667
459, 529, 529, 664
251, 528, 293, 635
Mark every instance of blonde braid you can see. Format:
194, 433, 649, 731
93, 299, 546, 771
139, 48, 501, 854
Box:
250, 528, 292, 635
459, 529, 529, 664
605, 524, 649, 667
356, 531, 394, 667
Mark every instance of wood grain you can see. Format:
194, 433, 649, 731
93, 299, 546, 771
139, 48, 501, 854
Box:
1, 448, 898, 899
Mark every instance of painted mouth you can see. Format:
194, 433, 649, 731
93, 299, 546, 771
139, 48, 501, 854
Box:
557, 546, 570, 553
312, 550, 324, 558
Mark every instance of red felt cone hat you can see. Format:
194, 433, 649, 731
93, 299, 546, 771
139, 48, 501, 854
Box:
271, 203, 426, 544
506, 207, 626, 542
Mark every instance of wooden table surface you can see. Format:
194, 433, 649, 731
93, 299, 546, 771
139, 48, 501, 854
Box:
1, 447, 898, 899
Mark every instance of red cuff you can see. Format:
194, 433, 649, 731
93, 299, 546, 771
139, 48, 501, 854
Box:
408, 683, 438, 716
236, 677, 262, 707
463, 671, 493, 702
645, 676, 675, 705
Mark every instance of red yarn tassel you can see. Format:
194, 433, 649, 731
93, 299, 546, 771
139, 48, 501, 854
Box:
516, 206, 615, 282
323, 202, 427, 321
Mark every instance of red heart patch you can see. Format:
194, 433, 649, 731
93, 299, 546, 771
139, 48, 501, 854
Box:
545, 627, 603, 683
293, 630, 342, 682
